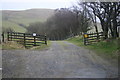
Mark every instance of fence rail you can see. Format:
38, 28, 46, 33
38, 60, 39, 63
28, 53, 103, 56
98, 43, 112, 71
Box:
7, 32, 47, 48
83, 32, 104, 45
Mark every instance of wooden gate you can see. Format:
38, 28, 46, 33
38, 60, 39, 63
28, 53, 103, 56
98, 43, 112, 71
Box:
7, 32, 47, 48
83, 32, 104, 45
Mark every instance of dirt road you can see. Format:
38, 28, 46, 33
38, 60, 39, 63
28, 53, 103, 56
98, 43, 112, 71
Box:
2, 41, 118, 78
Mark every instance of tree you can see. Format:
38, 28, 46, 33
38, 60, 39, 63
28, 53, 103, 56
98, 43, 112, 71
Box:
26, 22, 46, 35
71, 4, 92, 34
81, 2, 120, 39
26, 8, 92, 40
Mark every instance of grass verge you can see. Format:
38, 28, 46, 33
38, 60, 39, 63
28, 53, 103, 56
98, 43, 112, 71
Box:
67, 36, 119, 62
30, 41, 51, 50
67, 36, 84, 46
2, 41, 51, 50
2, 41, 25, 50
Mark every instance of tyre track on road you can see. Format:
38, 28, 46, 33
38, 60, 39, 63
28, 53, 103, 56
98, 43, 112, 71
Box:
2, 41, 118, 78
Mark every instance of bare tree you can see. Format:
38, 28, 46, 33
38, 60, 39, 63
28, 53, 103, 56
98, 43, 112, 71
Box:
81, 2, 120, 39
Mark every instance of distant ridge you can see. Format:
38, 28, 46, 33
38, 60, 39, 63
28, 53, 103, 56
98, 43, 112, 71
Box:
1, 8, 54, 32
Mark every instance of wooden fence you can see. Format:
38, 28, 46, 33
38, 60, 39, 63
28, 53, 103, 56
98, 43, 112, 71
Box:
83, 32, 104, 45
7, 32, 47, 48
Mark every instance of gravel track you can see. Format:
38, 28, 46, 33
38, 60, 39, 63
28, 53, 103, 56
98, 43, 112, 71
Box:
2, 41, 118, 78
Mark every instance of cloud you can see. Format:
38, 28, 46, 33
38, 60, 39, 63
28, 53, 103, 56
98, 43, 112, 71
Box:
2, 0, 75, 3
1, 0, 76, 10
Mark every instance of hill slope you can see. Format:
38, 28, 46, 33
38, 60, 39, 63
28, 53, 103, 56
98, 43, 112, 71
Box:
1, 9, 54, 32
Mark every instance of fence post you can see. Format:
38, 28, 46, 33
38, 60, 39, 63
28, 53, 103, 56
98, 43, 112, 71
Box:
2, 32, 4, 43
34, 36, 36, 46
83, 33, 88, 46
84, 37, 86, 45
14, 32, 16, 38
23, 33, 26, 48
96, 32, 99, 40
7, 32, 10, 41
45, 35, 47, 45
10, 32, 12, 41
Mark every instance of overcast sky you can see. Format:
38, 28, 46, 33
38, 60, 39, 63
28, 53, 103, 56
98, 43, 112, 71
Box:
0, 0, 77, 10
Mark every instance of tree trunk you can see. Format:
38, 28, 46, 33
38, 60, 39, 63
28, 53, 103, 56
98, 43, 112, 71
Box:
94, 16, 99, 40
100, 19, 108, 39
109, 21, 114, 37
113, 19, 118, 38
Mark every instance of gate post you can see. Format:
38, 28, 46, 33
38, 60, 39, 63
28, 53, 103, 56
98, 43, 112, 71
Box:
83, 33, 88, 46
2, 32, 4, 43
45, 34, 47, 45
33, 33, 37, 46
33, 36, 36, 46
7, 32, 10, 41
23, 33, 26, 48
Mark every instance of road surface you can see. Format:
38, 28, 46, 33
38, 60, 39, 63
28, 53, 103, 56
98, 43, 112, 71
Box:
2, 41, 118, 78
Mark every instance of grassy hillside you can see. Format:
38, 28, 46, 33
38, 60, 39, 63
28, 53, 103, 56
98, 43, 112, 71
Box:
2, 21, 26, 32
1, 9, 54, 32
